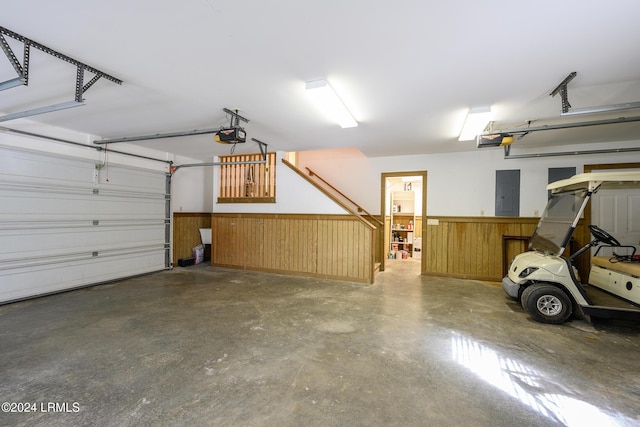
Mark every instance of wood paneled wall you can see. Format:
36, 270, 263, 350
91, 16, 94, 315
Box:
172, 213, 211, 265
211, 213, 376, 283
176, 213, 591, 284
423, 216, 590, 282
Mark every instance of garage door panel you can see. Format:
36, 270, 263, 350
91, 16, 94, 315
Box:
0, 250, 166, 302
1, 188, 165, 220
0, 144, 169, 304
0, 224, 166, 261
0, 147, 96, 185
98, 167, 167, 193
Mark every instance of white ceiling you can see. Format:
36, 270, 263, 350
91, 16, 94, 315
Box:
2, 0, 640, 161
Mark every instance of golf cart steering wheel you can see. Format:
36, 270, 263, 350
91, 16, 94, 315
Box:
588, 225, 621, 246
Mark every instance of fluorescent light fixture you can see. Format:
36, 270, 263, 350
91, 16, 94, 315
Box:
305, 80, 357, 128
458, 106, 491, 141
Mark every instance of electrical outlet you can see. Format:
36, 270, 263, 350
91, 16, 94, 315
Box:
534, 210, 539, 216
480, 210, 484, 216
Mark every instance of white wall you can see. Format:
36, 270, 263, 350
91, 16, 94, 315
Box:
297, 147, 378, 212
171, 155, 214, 213
297, 139, 640, 217
211, 151, 347, 214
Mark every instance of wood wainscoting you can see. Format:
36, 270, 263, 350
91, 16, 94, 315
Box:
423, 216, 590, 282
211, 213, 377, 283
172, 213, 211, 266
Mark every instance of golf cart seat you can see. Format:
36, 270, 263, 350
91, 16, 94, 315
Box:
592, 256, 640, 278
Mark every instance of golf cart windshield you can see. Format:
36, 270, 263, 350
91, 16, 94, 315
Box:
530, 171, 640, 256
529, 189, 589, 255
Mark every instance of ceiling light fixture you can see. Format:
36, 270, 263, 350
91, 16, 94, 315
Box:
305, 80, 357, 128
458, 106, 492, 141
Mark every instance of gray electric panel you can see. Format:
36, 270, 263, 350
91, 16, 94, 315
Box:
495, 169, 520, 217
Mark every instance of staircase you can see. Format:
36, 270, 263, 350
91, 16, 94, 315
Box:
282, 159, 384, 273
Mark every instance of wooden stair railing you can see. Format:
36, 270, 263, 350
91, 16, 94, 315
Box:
305, 166, 384, 227
282, 159, 378, 229
282, 159, 384, 272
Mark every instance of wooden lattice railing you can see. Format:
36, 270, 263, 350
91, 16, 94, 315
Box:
218, 152, 276, 203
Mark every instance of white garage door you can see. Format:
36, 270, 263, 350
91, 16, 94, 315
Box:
0, 144, 170, 303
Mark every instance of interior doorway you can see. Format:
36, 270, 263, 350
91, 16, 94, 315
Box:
380, 171, 427, 275
588, 164, 640, 257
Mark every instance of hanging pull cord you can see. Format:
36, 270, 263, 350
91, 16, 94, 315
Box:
104, 144, 110, 183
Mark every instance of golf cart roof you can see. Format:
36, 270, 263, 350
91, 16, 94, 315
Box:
547, 171, 640, 194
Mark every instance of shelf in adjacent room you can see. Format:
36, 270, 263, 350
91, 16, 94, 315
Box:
389, 190, 415, 258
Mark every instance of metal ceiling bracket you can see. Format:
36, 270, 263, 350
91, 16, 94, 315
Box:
223, 108, 249, 125
0, 33, 23, 76
75, 66, 84, 103
0, 33, 27, 90
23, 39, 30, 85
82, 73, 102, 94
252, 138, 268, 161
0, 26, 122, 122
549, 72, 577, 114
73, 66, 104, 103
550, 71, 640, 117
0, 26, 122, 85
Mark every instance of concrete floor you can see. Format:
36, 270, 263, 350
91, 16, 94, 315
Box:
1, 259, 639, 427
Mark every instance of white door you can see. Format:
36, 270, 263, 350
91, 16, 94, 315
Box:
591, 169, 640, 257
0, 144, 169, 303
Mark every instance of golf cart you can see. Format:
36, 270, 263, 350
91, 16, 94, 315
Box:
502, 171, 640, 324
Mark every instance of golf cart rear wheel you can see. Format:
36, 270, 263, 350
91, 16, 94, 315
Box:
521, 284, 572, 324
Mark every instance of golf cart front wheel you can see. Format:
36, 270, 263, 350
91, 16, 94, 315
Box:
521, 284, 572, 324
